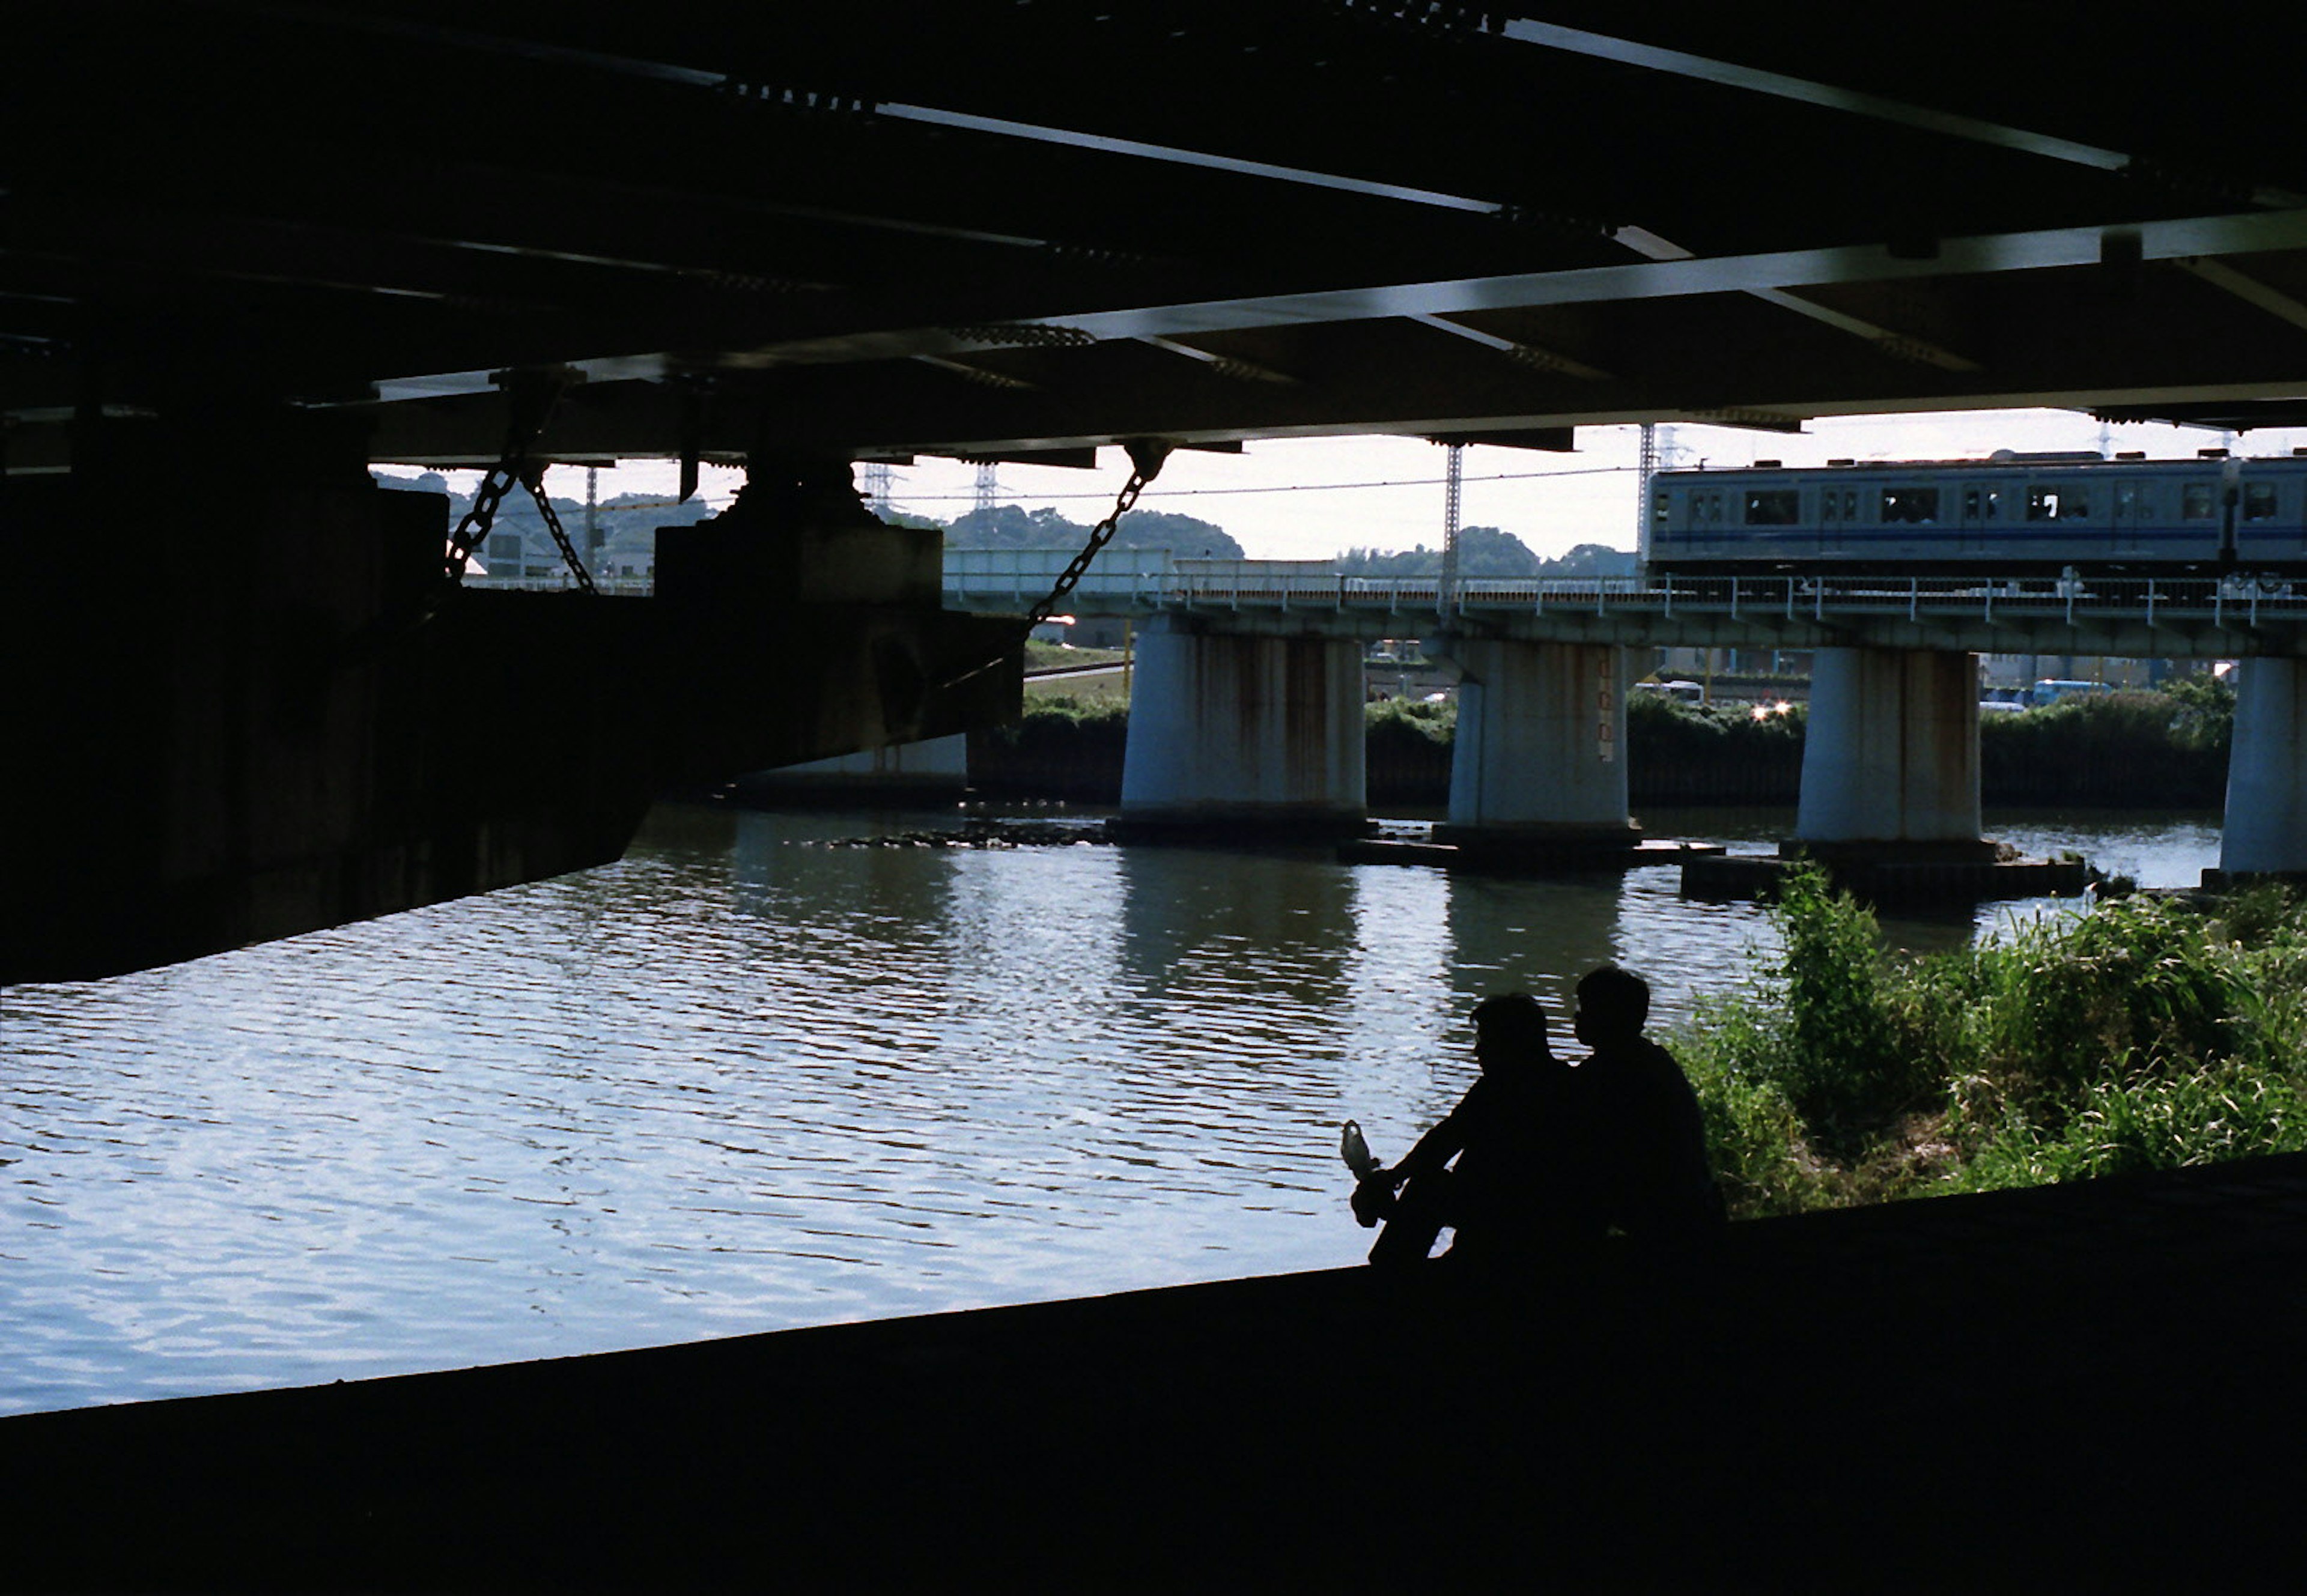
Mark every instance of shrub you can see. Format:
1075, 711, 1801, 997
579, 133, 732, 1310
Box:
1364, 696, 1455, 741
1668, 875, 2306, 1216
1978, 688, 2228, 805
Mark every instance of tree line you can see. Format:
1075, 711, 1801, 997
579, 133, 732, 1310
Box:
375, 469, 1639, 576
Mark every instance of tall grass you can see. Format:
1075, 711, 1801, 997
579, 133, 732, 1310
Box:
1673, 868, 2306, 1215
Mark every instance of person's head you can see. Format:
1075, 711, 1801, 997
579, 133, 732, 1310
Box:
1573, 964, 1650, 1046
1471, 992, 1552, 1072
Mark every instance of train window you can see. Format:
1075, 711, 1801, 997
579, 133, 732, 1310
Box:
1879, 487, 1939, 524
1653, 489, 1670, 528
2244, 483, 2279, 521
1962, 487, 2006, 521
1743, 489, 1799, 525
2183, 483, 2216, 520
2026, 487, 2089, 520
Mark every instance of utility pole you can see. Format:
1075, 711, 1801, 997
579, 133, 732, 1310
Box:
1636, 423, 1659, 565
584, 464, 601, 564
1439, 441, 1464, 617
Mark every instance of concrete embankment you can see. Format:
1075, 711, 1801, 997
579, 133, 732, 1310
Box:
5, 1153, 2300, 1591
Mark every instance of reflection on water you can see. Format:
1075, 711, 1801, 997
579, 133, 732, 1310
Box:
0, 803, 2219, 1415
1114, 845, 1359, 1011
1444, 875, 1624, 1022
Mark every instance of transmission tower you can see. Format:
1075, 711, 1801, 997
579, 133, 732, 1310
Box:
862, 460, 896, 517
1635, 423, 1679, 565
974, 461, 1000, 516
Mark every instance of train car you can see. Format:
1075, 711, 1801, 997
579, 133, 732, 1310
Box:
1646, 449, 2307, 575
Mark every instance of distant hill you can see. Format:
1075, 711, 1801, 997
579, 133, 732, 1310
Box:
373, 470, 715, 576
377, 469, 1635, 582
937, 503, 1246, 559
1334, 527, 1637, 578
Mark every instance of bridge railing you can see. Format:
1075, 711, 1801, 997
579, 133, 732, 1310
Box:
1636, 574, 2306, 627
481, 561, 2306, 627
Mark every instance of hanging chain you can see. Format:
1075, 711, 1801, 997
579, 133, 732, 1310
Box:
937, 438, 1173, 696
1024, 436, 1172, 625
523, 463, 598, 593
442, 451, 530, 584
440, 372, 594, 592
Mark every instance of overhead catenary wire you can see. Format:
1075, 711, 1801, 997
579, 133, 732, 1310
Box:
890, 462, 1641, 503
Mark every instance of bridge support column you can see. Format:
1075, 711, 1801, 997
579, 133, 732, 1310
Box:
2220, 658, 2307, 877
1434, 639, 1637, 847
1795, 647, 1988, 855
1115, 617, 1366, 837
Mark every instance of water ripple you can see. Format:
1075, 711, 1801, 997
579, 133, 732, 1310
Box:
1, 803, 2218, 1413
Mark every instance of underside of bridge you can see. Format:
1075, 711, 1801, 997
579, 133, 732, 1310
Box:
8, 2, 2307, 977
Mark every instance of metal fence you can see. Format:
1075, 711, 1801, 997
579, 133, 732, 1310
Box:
476, 558, 2306, 628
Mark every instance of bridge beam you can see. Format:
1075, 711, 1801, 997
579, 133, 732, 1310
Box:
2221, 658, 2307, 876
1435, 639, 1637, 843
1116, 617, 1366, 836
1796, 647, 1987, 854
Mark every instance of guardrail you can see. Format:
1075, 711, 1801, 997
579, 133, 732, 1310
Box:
473, 564, 2306, 627
949, 568, 2306, 624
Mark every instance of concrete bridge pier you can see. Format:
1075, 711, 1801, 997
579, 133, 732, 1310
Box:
1114, 616, 1367, 839
1795, 646, 1988, 856
2218, 657, 2307, 878
1432, 638, 1638, 853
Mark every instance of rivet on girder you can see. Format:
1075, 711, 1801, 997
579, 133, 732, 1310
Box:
913, 356, 1038, 391
941, 323, 1099, 349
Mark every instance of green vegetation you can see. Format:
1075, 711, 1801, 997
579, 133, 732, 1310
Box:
1364, 695, 1456, 741
940, 503, 1245, 559
972, 675, 2240, 808
1625, 690, 1807, 803
1979, 680, 2233, 806
1011, 693, 1130, 729
1674, 867, 2307, 1217
1334, 530, 1635, 579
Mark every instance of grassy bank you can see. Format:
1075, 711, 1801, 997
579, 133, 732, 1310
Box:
1674, 868, 2306, 1218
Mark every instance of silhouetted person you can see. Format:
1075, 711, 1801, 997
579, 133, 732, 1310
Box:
1358, 994, 1588, 1268
1570, 964, 1726, 1248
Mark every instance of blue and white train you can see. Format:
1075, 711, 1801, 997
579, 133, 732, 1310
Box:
1646, 449, 2307, 575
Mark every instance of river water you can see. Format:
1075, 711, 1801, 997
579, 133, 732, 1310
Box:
2, 804, 2221, 1416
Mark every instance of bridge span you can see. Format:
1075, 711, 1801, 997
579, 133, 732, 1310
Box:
943, 548, 2307, 658
937, 549, 2307, 884
567, 545, 2304, 884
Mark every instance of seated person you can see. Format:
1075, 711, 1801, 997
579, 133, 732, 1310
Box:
1569, 964, 1727, 1247
1358, 993, 1591, 1268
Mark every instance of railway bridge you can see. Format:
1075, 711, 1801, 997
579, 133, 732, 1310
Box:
13, 5, 2307, 1581
932, 550, 2307, 877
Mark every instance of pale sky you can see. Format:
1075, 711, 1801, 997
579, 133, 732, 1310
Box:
386, 407, 2307, 563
